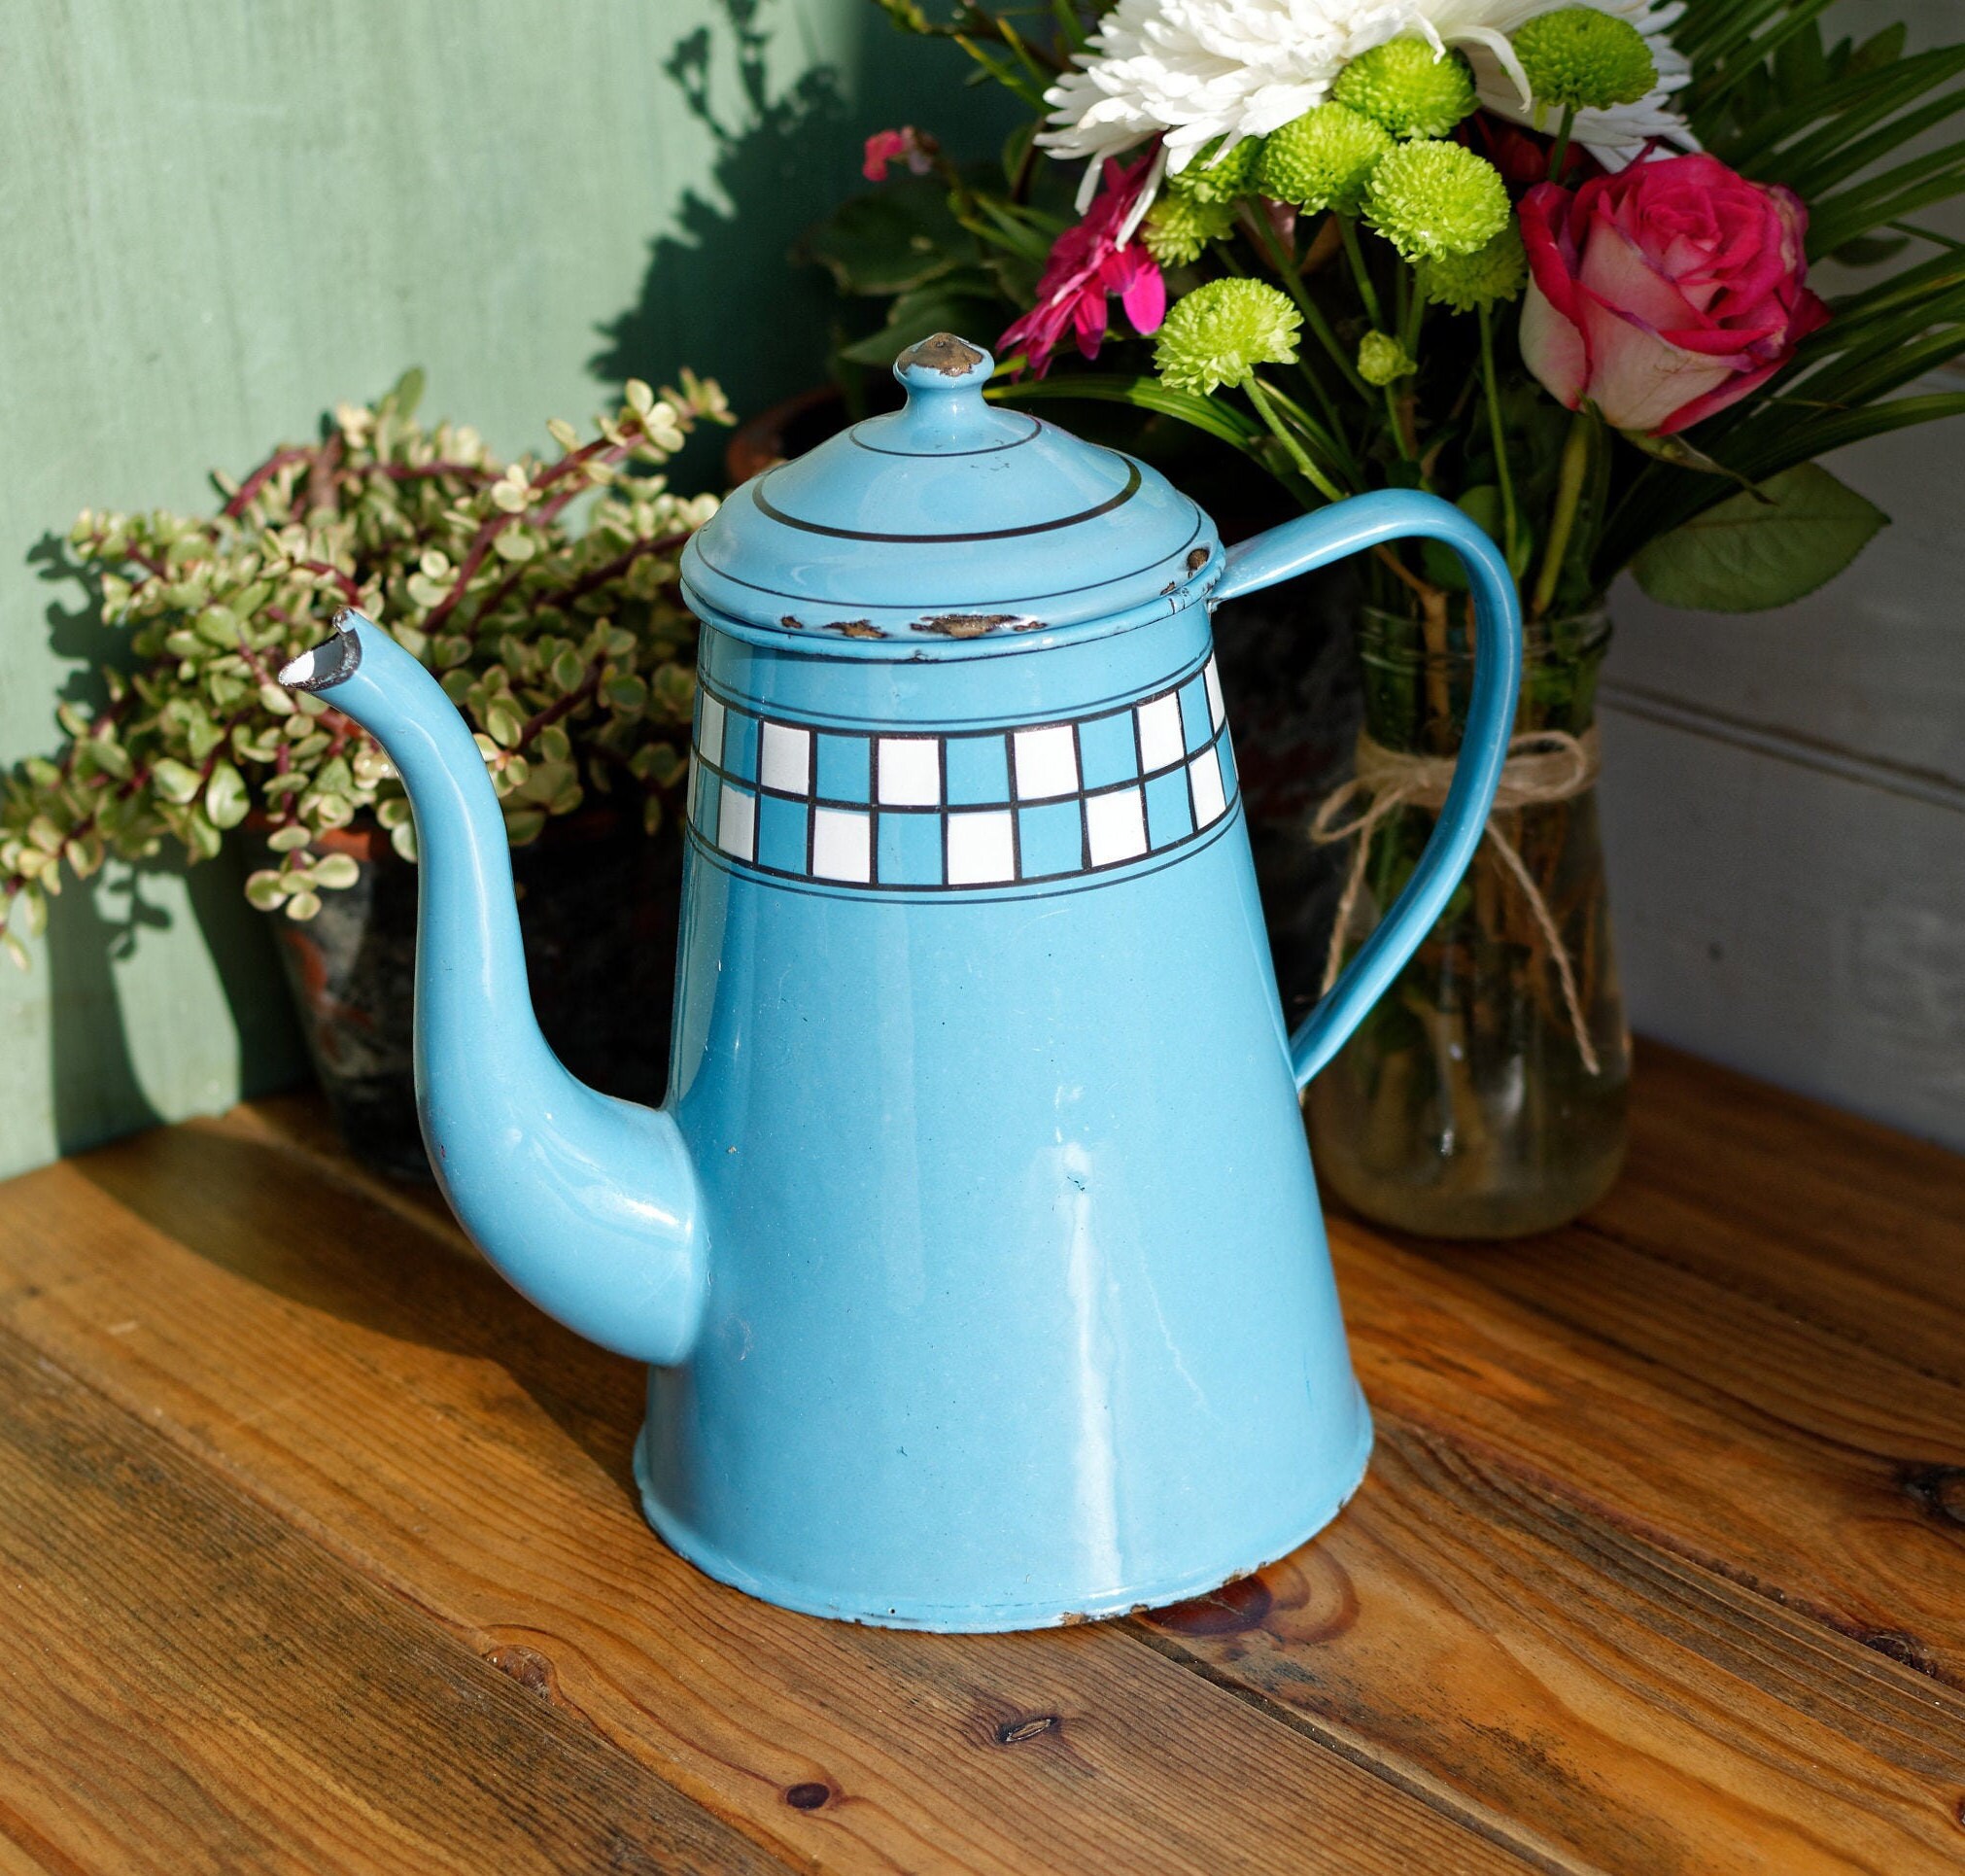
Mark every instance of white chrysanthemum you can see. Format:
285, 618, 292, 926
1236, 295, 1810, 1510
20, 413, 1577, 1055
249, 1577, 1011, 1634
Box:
1041, 0, 1413, 207
1415, 0, 1693, 169
1040, 0, 1692, 212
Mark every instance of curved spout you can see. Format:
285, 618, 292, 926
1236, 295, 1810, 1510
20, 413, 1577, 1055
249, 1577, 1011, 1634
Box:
281, 613, 706, 1366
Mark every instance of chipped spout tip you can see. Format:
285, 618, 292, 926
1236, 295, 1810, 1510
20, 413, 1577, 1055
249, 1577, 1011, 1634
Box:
279, 611, 363, 693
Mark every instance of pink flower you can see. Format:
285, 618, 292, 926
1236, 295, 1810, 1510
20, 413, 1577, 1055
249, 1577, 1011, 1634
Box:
1519, 154, 1830, 437
999, 154, 1167, 378
863, 127, 933, 183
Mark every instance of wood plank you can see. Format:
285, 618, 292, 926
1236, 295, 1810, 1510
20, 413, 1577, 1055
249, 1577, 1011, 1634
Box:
1154, 1044, 1965, 1872
225, 1093, 468, 1249
1143, 1414, 1965, 1876
1325, 1216, 1965, 1677
0, 1323, 788, 1876
0, 1117, 1535, 1876
1350, 1055, 1965, 1678
1592, 1044, 1965, 1386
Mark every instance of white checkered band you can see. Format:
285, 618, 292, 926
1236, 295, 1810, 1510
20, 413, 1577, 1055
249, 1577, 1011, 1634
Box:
687, 652, 1238, 893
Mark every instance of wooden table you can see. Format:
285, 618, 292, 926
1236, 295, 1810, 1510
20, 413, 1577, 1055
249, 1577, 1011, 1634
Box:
2, 1045, 1961, 1875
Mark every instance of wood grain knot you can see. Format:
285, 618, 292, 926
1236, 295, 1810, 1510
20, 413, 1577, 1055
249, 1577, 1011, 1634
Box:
1901, 1464, 1965, 1528
1854, 1628, 1940, 1677
784, 1782, 832, 1812
485, 1644, 559, 1701
994, 1714, 1060, 1747
1140, 1574, 1273, 1637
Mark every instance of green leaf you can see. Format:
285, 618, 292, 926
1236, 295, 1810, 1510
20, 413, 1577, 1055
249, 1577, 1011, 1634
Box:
1632, 465, 1887, 611
1422, 487, 1506, 591
184, 809, 224, 860
1848, 24, 1908, 78
84, 738, 132, 782
799, 175, 976, 297
389, 367, 427, 420
244, 868, 289, 912
603, 672, 647, 712
837, 276, 1005, 366
503, 807, 547, 846
194, 604, 241, 646
152, 757, 203, 805
204, 759, 249, 830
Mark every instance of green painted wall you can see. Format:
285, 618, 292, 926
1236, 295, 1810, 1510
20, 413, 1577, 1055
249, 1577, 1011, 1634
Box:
0, 0, 1011, 1178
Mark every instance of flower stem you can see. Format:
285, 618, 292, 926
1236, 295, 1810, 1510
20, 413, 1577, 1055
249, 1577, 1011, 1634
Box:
1533, 406, 1594, 620
1548, 105, 1577, 185
1246, 375, 1345, 504
1384, 387, 1418, 463
1255, 375, 1360, 488
1236, 216, 1371, 400
1478, 304, 1521, 571
1401, 276, 1425, 359
1338, 217, 1384, 329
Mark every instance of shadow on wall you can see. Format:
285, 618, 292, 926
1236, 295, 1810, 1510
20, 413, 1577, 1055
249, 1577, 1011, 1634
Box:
28, 0, 1015, 1165
593, 0, 1018, 432
28, 533, 304, 1161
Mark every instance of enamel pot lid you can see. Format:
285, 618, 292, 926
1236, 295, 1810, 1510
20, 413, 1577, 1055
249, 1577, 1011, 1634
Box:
679, 333, 1221, 649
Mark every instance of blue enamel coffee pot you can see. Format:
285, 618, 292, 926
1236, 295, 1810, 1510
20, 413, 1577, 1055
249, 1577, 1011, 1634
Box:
283, 334, 1521, 1631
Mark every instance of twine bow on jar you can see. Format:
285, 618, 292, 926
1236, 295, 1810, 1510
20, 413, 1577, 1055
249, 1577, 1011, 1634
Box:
1308, 727, 1604, 1076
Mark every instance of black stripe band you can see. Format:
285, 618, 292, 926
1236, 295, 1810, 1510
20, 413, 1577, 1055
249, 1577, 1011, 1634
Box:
751, 461, 1142, 543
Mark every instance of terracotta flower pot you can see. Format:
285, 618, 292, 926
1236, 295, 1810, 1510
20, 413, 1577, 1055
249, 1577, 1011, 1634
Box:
724, 386, 850, 485
248, 810, 683, 1179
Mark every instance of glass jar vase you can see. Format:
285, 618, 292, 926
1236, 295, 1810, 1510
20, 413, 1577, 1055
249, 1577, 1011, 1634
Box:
1305, 603, 1632, 1238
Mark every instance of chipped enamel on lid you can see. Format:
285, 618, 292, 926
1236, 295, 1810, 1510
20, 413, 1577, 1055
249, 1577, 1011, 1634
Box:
679, 334, 1224, 653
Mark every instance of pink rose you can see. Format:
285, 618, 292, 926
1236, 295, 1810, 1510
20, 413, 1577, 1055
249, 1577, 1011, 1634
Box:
1519, 154, 1830, 436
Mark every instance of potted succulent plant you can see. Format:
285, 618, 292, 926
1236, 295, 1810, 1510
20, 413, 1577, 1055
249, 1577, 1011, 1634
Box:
2, 368, 731, 1174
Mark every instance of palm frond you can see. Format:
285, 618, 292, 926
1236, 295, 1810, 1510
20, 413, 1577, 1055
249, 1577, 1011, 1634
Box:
1675, 0, 1799, 67
1807, 146, 1965, 256
1718, 44, 1965, 171
1691, 0, 1843, 117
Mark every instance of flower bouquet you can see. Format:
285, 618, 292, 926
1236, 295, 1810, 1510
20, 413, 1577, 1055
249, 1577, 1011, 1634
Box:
864, 0, 1965, 1234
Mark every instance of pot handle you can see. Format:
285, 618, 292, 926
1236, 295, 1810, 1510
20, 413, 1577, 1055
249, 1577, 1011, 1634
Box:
1212, 490, 1523, 1092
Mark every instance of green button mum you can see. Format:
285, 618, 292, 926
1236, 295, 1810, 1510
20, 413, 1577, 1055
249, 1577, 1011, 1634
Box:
1155, 279, 1301, 395
1358, 331, 1418, 386
1256, 104, 1393, 216
1168, 134, 1263, 205
1363, 140, 1510, 261
1417, 223, 1529, 313
1332, 38, 1477, 140
1512, 6, 1658, 112
1142, 192, 1237, 266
